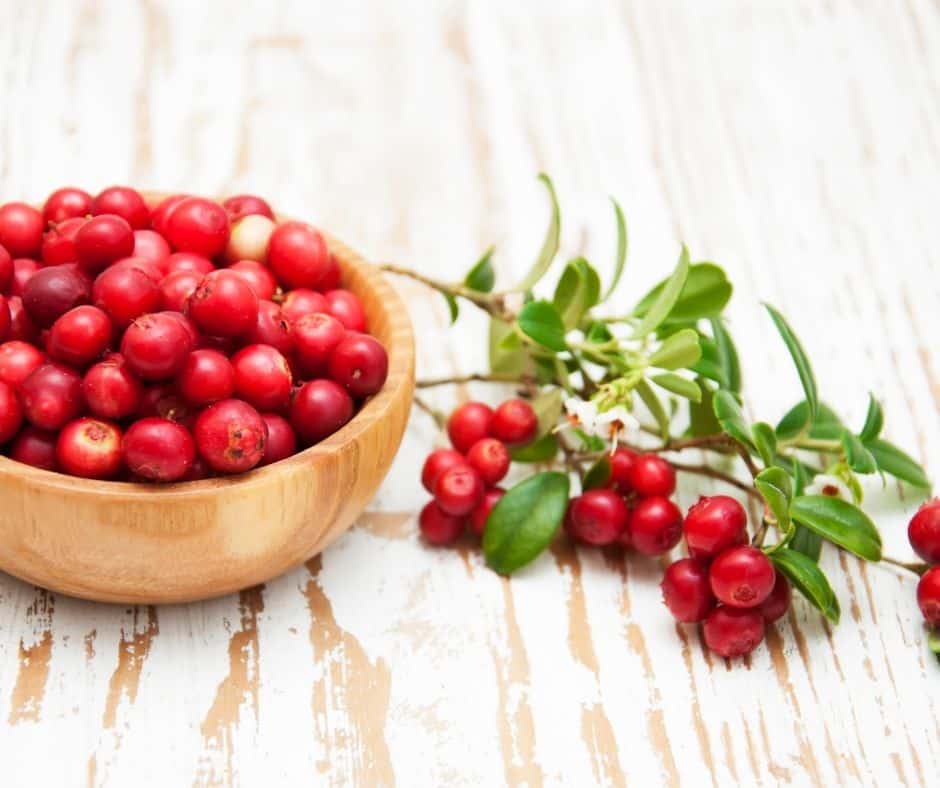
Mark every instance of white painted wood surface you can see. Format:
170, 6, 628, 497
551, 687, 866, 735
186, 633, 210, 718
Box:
0, 1, 938, 785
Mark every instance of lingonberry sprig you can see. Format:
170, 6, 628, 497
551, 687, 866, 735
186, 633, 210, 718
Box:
385, 174, 939, 665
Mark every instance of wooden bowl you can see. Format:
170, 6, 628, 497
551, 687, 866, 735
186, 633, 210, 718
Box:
0, 206, 414, 603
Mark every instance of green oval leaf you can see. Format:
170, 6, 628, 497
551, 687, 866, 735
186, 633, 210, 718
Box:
755, 467, 792, 530
442, 292, 459, 324
841, 430, 877, 475
601, 198, 628, 301
583, 457, 611, 490
764, 304, 818, 423
484, 472, 571, 574
712, 390, 754, 449
710, 317, 741, 394
633, 263, 732, 326
864, 438, 930, 488
529, 387, 563, 437
790, 495, 882, 561
489, 318, 527, 376
648, 328, 702, 370
651, 372, 701, 403
770, 548, 840, 623
517, 174, 561, 291
510, 433, 559, 463
859, 394, 883, 442
464, 247, 495, 293
553, 258, 600, 330
517, 300, 567, 352
629, 245, 690, 339
776, 401, 843, 441
636, 379, 670, 440
752, 422, 777, 468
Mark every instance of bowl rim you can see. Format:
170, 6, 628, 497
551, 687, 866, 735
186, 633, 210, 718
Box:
0, 197, 415, 500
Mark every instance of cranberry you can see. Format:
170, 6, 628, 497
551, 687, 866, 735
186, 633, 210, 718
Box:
566, 489, 629, 545
292, 312, 345, 378
21, 265, 91, 328
82, 355, 143, 419
0, 380, 22, 443
324, 289, 367, 332
703, 606, 765, 658
163, 197, 230, 258
289, 379, 353, 445
491, 399, 538, 446
628, 496, 683, 555
0, 244, 11, 292
43, 187, 93, 224
224, 215, 276, 263
194, 398, 267, 473
447, 401, 494, 453
319, 254, 342, 291
608, 447, 637, 493
0, 203, 43, 257
40, 217, 85, 265
176, 348, 236, 405
223, 194, 275, 221
628, 454, 676, 497
123, 417, 195, 482
917, 566, 940, 627
433, 464, 485, 517
132, 229, 172, 269
228, 260, 277, 300
10, 258, 41, 296
92, 265, 161, 329
908, 500, 940, 564
259, 413, 297, 466
6, 297, 38, 342
108, 256, 163, 283
468, 487, 505, 536
56, 417, 123, 479
18, 363, 83, 430
159, 270, 202, 313
328, 333, 388, 399
150, 194, 190, 237
709, 546, 776, 608
232, 344, 292, 411
466, 438, 511, 485
248, 300, 293, 355
135, 383, 192, 424
120, 312, 195, 380
164, 252, 215, 276
182, 456, 212, 481
419, 500, 465, 546
47, 305, 112, 367
281, 288, 328, 324
92, 186, 150, 229
74, 214, 135, 273
421, 449, 468, 493
165, 312, 200, 348
756, 574, 792, 623
0, 340, 45, 386
9, 426, 57, 470
660, 558, 716, 623
683, 495, 749, 560
186, 270, 259, 338
0, 295, 9, 342
267, 221, 330, 290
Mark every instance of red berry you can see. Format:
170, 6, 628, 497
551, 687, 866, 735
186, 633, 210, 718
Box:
123, 417, 195, 482
186, 270, 259, 338
132, 229, 172, 269
91, 265, 161, 329
0, 244, 11, 292
433, 464, 484, 517
661, 558, 716, 622
108, 256, 163, 283
608, 447, 637, 493
223, 194, 274, 221
135, 383, 192, 424
491, 399, 538, 446
92, 186, 150, 229
165, 312, 200, 348
421, 448, 466, 493
908, 500, 940, 564
267, 221, 330, 290
165, 251, 215, 276
0, 380, 23, 443
150, 194, 190, 237
82, 355, 143, 419
259, 413, 297, 466
159, 270, 202, 313
447, 401, 494, 453
319, 253, 342, 291
228, 260, 277, 300
74, 214, 135, 273
176, 349, 236, 405
289, 379, 353, 445
248, 300, 293, 355
6, 296, 38, 343
628, 454, 676, 497
328, 333, 388, 399
756, 574, 791, 623
466, 437, 511, 485
683, 495, 749, 560
419, 500, 465, 546
120, 312, 195, 380
22, 265, 92, 328
629, 496, 683, 555
324, 289, 367, 332
40, 217, 85, 265
163, 197, 230, 258
917, 566, 940, 627
194, 398, 267, 474
231, 344, 293, 411
702, 606, 765, 658
0, 294, 9, 342
9, 426, 57, 470
0, 203, 43, 257
468, 487, 505, 536
281, 288, 328, 324
292, 312, 345, 378
43, 187, 93, 225
10, 258, 41, 297
47, 305, 112, 367
566, 489, 630, 545
709, 546, 776, 608
56, 417, 123, 479
18, 363, 83, 430
0, 340, 45, 386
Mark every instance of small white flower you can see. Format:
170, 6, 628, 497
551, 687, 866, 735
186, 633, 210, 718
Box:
563, 397, 599, 432
562, 398, 640, 450
806, 474, 851, 500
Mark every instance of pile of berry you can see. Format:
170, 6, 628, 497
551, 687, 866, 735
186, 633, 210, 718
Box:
0, 187, 388, 482
908, 501, 940, 633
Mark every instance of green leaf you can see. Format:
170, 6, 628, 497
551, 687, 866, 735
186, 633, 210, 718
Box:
527, 387, 563, 438
755, 467, 792, 531
583, 457, 611, 490
510, 433, 559, 463
752, 422, 778, 468
710, 317, 741, 394
776, 401, 843, 441
770, 549, 840, 623
864, 438, 930, 488
636, 379, 670, 440
517, 174, 561, 291
633, 263, 732, 326
629, 245, 691, 339
790, 495, 882, 561
789, 526, 823, 561
489, 318, 527, 376
712, 390, 754, 449
553, 258, 600, 329
483, 472, 570, 574
688, 381, 723, 437
841, 430, 877, 474
464, 247, 496, 292
648, 328, 702, 370
651, 372, 701, 403
928, 628, 940, 656
517, 300, 567, 352
764, 303, 818, 424
601, 198, 628, 301
792, 458, 809, 496
859, 394, 884, 442
442, 292, 459, 324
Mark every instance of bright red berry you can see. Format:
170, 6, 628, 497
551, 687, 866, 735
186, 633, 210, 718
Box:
491, 399, 538, 446
319, 254, 342, 291
92, 186, 150, 229
259, 413, 297, 466
281, 288, 328, 324
566, 488, 630, 545
9, 426, 57, 470
917, 566, 940, 627
108, 256, 163, 283
0, 202, 43, 258
468, 487, 505, 536
433, 463, 485, 516
0, 295, 9, 342
908, 500, 940, 564
159, 270, 202, 313
231, 344, 293, 411
228, 260, 277, 300
132, 230, 172, 269
289, 379, 353, 445
324, 289, 366, 332
629, 496, 683, 555
0, 244, 11, 292
123, 417, 195, 482
628, 454, 676, 497
756, 574, 792, 623
466, 438, 511, 485
709, 546, 776, 608
292, 312, 345, 378
0, 340, 45, 386
88, 265, 160, 331
421, 449, 466, 493
419, 500, 465, 546
43, 187, 93, 225
150, 194, 190, 237
47, 305, 112, 367
56, 417, 123, 479
120, 312, 195, 380
661, 558, 716, 622
186, 270, 259, 338
608, 447, 637, 493
163, 197, 230, 258
176, 349, 236, 405
6, 296, 38, 343
40, 216, 85, 265
74, 214, 135, 273
194, 398, 267, 474
267, 221, 330, 290
18, 363, 84, 430
683, 495, 749, 560
82, 355, 143, 419
447, 402, 494, 453
702, 606, 765, 658
248, 300, 293, 356
22, 265, 92, 328
328, 333, 388, 399
0, 380, 23, 443
10, 258, 41, 296
164, 251, 215, 277
223, 194, 274, 221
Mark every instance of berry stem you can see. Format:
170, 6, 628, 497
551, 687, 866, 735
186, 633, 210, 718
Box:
413, 394, 446, 428
379, 262, 513, 319
417, 372, 536, 388
880, 555, 929, 576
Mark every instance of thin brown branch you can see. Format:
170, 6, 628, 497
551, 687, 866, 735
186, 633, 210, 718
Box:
416, 372, 535, 389
668, 460, 761, 499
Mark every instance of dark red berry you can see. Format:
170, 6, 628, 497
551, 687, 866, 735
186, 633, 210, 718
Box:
447, 401, 494, 453
683, 495, 749, 560
22, 265, 92, 328
0, 380, 22, 443
176, 349, 236, 405
267, 221, 330, 290
421, 449, 466, 493
163, 197, 230, 258
289, 379, 353, 445
132, 229, 172, 270
40, 217, 85, 265
468, 487, 505, 536
908, 499, 940, 564
194, 398, 267, 473
661, 558, 716, 623
319, 253, 342, 291
0, 340, 45, 386
159, 270, 202, 313
186, 270, 259, 338
324, 289, 366, 332
281, 288, 328, 324
120, 312, 195, 380
293, 312, 345, 378
123, 417, 195, 482
608, 447, 637, 493
433, 464, 484, 517
228, 260, 277, 300
566, 489, 630, 545
0, 202, 43, 258
628, 454, 676, 497
709, 546, 776, 609
0, 244, 11, 292
10, 258, 41, 296
18, 363, 84, 430
43, 187, 93, 225
259, 413, 297, 466
0, 294, 9, 342
9, 426, 57, 470
6, 296, 38, 343
74, 214, 135, 273
56, 417, 123, 479
702, 606, 765, 658
917, 566, 940, 627
135, 383, 192, 424
491, 399, 538, 447
328, 333, 388, 399
223, 194, 274, 221
165, 251, 215, 277
92, 186, 150, 229
231, 344, 292, 411
248, 300, 293, 355
419, 500, 465, 546
756, 574, 791, 623
82, 355, 143, 419
466, 438, 511, 485
629, 496, 683, 555
47, 305, 112, 367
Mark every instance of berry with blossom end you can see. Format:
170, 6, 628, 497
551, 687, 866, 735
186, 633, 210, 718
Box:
194, 399, 267, 474
628, 454, 676, 498
566, 489, 629, 546
74, 214, 135, 273
121, 312, 195, 381
908, 499, 940, 565
756, 574, 792, 623
0, 380, 23, 443
421, 449, 466, 493
293, 312, 345, 378
41, 216, 85, 265
56, 418, 123, 479
628, 496, 683, 555
419, 501, 465, 546
702, 606, 765, 658
289, 379, 353, 445
232, 344, 293, 411
433, 464, 485, 517
123, 418, 195, 482
248, 301, 293, 356
43, 187, 93, 224
491, 399, 538, 446
709, 546, 776, 609
917, 566, 940, 627
18, 363, 84, 430
186, 270, 259, 338
683, 495, 749, 560
328, 333, 388, 399
468, 487, 505, 536
82, 355, 143, 419
661, 558, 716, 623
466, 437, 511, 485
608, 447, 636, 494
447, 401, 494, 453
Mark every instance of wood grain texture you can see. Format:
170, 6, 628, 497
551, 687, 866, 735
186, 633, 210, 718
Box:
0, 0, 938, 785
